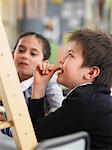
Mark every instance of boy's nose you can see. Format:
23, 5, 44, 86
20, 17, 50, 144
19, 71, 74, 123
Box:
60, 59, 64, 64
60, 54, 68, 64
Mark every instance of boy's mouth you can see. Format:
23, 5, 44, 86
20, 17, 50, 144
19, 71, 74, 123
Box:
58, 67, 64, 73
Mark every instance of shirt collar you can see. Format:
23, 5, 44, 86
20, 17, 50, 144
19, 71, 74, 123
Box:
20, 77, 33, 92
67, 82, 92, 97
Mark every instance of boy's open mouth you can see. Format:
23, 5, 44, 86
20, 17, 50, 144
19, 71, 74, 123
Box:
58, 67, 64, 73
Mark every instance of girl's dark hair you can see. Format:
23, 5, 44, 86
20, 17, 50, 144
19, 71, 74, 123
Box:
68, 28, 112, 88
14, 32, 51, 60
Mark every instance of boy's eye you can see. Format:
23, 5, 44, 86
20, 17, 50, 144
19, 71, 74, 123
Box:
68, 52, 73, 57
69, 53, 72, 56
68, 50, 75, 58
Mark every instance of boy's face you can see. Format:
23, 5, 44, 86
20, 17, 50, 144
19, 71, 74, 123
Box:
13, 35, 44, 81
57, 42, 90, 90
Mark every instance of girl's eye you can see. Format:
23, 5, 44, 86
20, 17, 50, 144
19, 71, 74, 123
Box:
18, 49, 24, 52
31, 53, 36, 56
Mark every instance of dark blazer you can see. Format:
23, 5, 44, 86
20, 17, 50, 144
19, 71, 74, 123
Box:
29, 84, 112, 149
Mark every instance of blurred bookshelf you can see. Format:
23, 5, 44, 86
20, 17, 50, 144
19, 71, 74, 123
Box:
0, 0, 112, 54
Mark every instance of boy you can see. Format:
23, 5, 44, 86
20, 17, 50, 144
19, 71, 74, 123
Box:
28, 28, 112, 149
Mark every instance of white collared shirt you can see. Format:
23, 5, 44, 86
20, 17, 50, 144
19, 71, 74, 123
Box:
20, 77, 33, 92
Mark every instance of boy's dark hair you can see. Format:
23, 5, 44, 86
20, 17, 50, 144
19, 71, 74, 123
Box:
68, 28, 112, 88
14, 32, 51, 60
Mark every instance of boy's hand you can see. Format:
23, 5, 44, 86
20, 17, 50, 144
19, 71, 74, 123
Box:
32, 61, 59, 99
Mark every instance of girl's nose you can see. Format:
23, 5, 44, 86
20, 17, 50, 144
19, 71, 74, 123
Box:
21, 52, 28, 59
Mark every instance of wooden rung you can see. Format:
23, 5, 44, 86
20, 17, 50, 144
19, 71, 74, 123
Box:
0, 121, 12, 129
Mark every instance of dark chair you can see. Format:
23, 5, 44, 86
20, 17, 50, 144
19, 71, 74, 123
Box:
36, 131, 90, 150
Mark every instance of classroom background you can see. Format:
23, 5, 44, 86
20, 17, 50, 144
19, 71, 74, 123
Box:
0, 0, 112, 66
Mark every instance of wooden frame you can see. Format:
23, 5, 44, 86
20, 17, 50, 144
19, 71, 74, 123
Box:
0, 15, 37, 150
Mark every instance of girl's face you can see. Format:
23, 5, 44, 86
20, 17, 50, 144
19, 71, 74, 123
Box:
57, 42, 90, 90
13, 35, 44, 81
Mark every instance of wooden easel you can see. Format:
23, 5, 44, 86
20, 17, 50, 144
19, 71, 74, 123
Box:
0, 15, 37, 150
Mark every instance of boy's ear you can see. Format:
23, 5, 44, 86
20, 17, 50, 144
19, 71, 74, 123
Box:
84, 66, 100, 80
